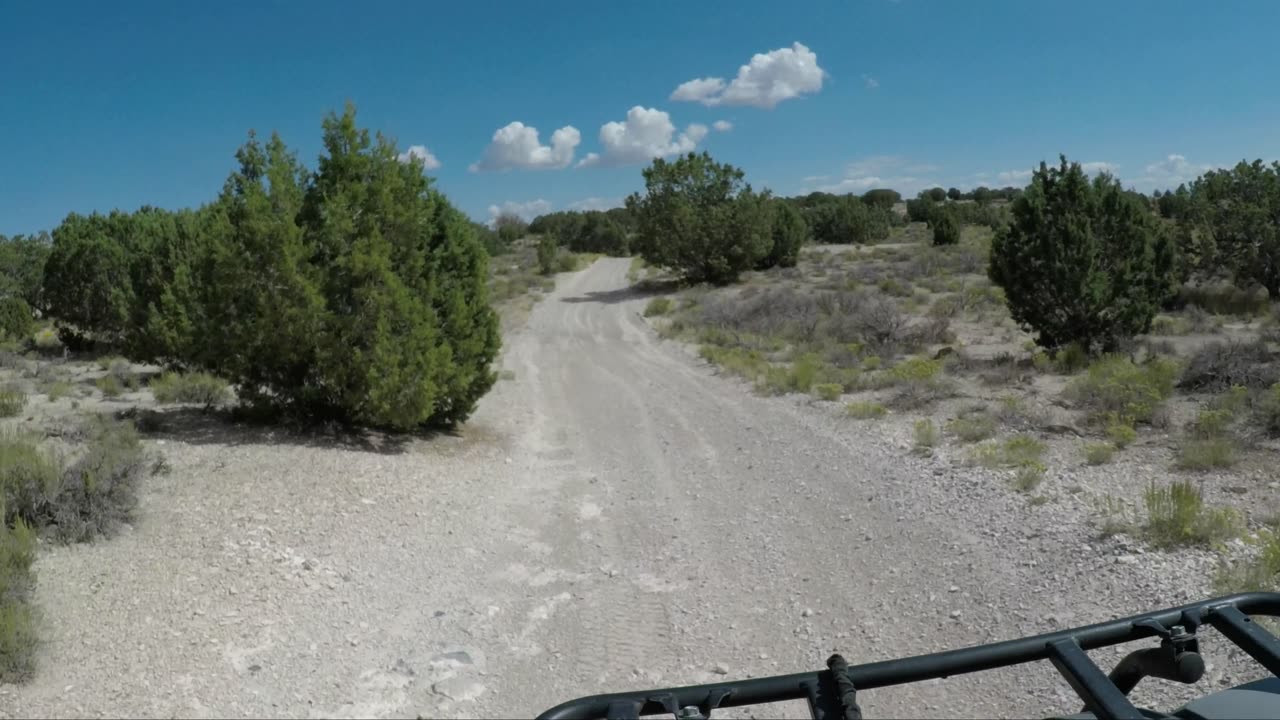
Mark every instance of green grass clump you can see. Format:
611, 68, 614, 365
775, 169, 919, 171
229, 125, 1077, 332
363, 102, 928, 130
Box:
0, 386, 24, 417
1084, 442, 1116, 465
1177, 439, 1237, 470
31, 328, 60, 354
1176, 387, 1248, 471
0, 435, 63, 523
0, 516, 38, 683
912, 419, 939, 455
1262, 382, 1280, 436
149, 372, 231, 408
95, 375, 123, 397
1067, 355, 1178, 425
1216, 523, 1280, 594
812, 383, 843, 401
1142, 479, 1239, 549
1053, 343, 1090, 374
643, 297, 674, 317
1105, 416, 1138, 448
968, 434, 1047, 469
41, 381, 73, 401
846, 401, 887, 419
946, 412, 996, 443
1012, 463, 1047, 492
1150, 315, 1190, 336
1093, 495, 1135, 537
758, 353, 825, 396
698, 345, 769, 383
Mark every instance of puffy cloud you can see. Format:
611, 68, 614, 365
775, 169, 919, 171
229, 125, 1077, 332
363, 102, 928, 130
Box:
862, 74, 879, 89
568, 197, 624, 212
811, 156, 939, 195
396, 144, 441, 170
486, 199, 552, 225
470, 121, 580, 172
577, 106, 705, 168
670, 42, 826, 109
712, 120, 733, 132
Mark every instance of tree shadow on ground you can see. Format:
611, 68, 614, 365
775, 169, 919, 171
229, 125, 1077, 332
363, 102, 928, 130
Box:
116, 406, 454, 456
560, 279, 683, 305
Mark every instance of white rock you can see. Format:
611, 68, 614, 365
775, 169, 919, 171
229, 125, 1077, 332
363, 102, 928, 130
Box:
433, 677, 487, 702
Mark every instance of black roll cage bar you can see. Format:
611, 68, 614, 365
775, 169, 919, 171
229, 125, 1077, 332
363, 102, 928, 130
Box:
536, 592, 1280, 720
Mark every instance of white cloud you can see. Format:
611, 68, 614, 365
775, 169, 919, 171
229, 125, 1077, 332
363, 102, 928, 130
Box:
1130, 154, 1220, 190
486, 199, 553, 225
577, 106, 705, 168
568, 197, 624, 212
862, 74, 879, 89
811, 156, 940, 196
670, 77, 726, 104
993, 160, 1118, 187
1080, 161, 1119, 175
470, 121, 580, 172
995, 169, 1033, 185
712, 120, 733, 132
397, 144, 441, 170
670, 42, 826, 109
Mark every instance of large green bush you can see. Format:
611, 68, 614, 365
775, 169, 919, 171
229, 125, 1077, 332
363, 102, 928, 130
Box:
626, 152, 774, 285
861, 188, 901, 209
39, 105, 500, 430
906, 196, 936, 224
929, 209, 961, 246
758, 200, 806, 269
206, 106, 500, 428
989, 156, 1177, 352
0, 233, 51, 311
1190, 159, 1280, 298
42, 211, 137, 343
0, 298, 33, 342
537, 233, 558, 275
806, 194, 894, 245
568, 212, 628, 256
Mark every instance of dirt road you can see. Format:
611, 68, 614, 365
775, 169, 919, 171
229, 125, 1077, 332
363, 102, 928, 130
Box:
2, 258, 1260, 719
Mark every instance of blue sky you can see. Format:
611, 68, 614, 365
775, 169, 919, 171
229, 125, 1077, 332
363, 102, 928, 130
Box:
3, 0, 1279, 235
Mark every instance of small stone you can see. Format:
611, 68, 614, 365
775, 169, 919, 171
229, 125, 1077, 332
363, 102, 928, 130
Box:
712, 664, 729, 675
948, 585, 960, 593
432, 650, 474, 666
801, 608, 813, 618
950, 610, 962, 619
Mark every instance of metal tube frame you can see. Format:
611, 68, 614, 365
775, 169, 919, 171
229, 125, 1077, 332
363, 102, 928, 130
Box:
536, 592, 1280, 720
